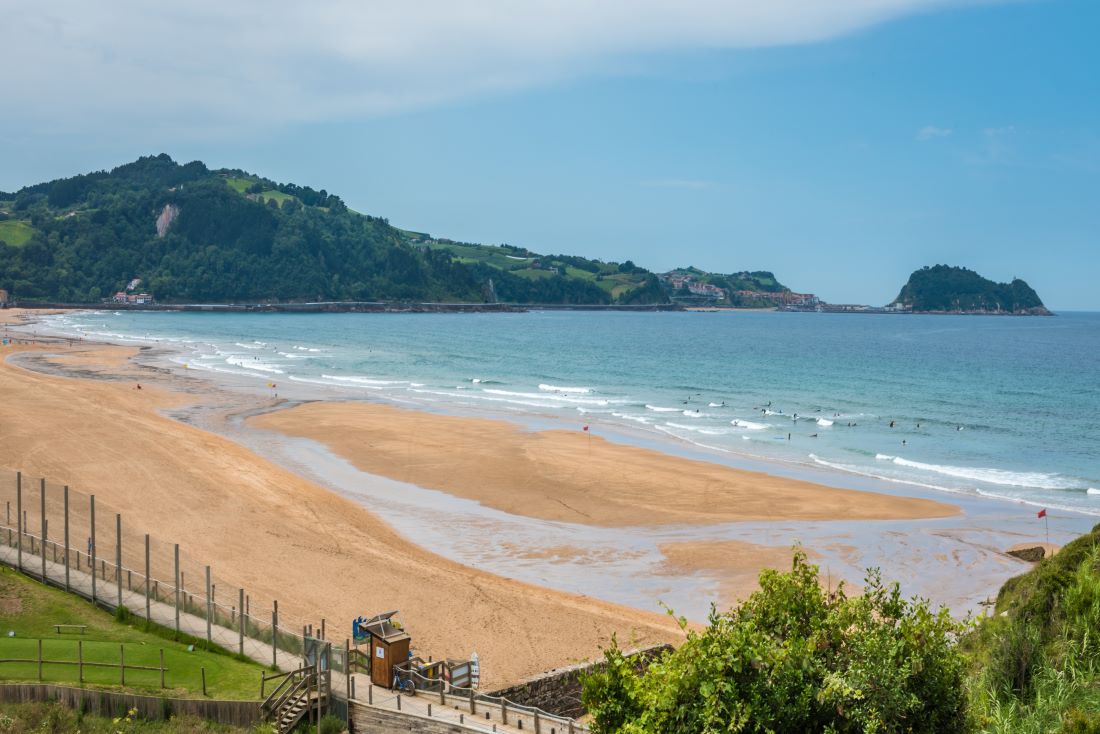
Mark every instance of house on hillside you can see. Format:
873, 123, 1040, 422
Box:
0, 288, 9, 305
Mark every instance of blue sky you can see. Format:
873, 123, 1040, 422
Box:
3, 0, 1097, 308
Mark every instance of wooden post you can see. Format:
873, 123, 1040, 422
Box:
534, 709, 540, 734
345, 639, 351, 701
173, 544, 180, 633
428, 703, 433, 717
16, 471, 21, 571
368, 680, 372, 705
115, 514, 122, 610
144, 535, 151, 621
470, 687, 476, 714
397, 694, 401, 712
40, 479, 46, 581
78, 640, 83, 683
205, 566, 212, 642
201, 667, 206, 696
160, 649, 165, 688
89, 495, 96, 603
502, 700, 508, 725
238, 588, 245, 655
37, 638, 42, 681
272, 600, 278, 668
120, 644, 125, 686
351, 675, 356, 701
63, 486, 69, 591
321, 618, 325, 640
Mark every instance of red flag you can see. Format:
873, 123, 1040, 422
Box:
1037, 508, 1047, 518
583, 425, 589, 432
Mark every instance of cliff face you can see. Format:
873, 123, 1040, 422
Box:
891, 265, 1051, 315
154, 203, 179, 237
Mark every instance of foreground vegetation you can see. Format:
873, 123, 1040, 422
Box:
0, 566, 265, 699
0, 702, 270, 733
584, 527, 1100, 733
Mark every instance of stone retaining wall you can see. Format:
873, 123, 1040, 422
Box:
487, 644, 672, 719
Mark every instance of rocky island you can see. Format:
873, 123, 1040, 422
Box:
891, 264, 1051, 315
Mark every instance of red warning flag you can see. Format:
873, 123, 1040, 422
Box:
1037, 508, 1047, 518
582, 425, 589, 432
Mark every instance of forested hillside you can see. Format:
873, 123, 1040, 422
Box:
892, 265, 1049, 314
0, 155, 666, 305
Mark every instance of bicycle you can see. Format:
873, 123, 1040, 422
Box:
392, 671, 416, 694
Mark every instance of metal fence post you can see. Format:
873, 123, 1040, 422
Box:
89, 495, 96, 603
144, 534, 151, 621
116, 513, 123, 610
15, 472, 21, 571
40, 479, 46, 581
63, 486, 70, 591
239, 588, 245, 655
173, 544, 180, 633
205, 565, 212, 642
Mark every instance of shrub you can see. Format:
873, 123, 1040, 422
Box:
583, 550, 969, 733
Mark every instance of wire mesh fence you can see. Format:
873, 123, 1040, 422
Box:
0, 466, 593, 732
0, 467, 310, 671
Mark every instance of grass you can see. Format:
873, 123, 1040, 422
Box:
255, 190, 294, 206
0, 219, 35, 247
0, 702, 270, 733
0, 566, 264, 700
223, 177, 253, 194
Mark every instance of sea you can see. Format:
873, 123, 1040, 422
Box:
38, 309, 1100, 517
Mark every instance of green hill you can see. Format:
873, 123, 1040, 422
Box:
0, 155, 669, 306
891, 265, 1050, 314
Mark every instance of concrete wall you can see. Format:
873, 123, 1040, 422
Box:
350, 702, 469, 734
487, 644, 672, 719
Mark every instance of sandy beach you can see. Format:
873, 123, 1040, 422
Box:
0, 307, 1077, 687
250, 401, 957, 527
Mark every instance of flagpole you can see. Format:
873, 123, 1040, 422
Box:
1045, 513, 1049, 548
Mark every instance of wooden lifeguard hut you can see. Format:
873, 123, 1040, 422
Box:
357, 611, 411, 689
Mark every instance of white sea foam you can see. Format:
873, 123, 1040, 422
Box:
483, 388, 613, 406
539, 383, 592, 394
875, 454, 896, 461
730, 419, 768, 430
611, 412, 652, 425
816, 418, 834, 427
763, 409, 782, 416
681, 410, 706, 418
890, 456, 1078, 490
321, 374, 407, 386
224, 356, 283, 374
645, 405, 680, 413
1087, 488, 1100, 496
235, 342, 263, 350
708, 402, 725, 408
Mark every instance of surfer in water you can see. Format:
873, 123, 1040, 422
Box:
889, 420, 896, 428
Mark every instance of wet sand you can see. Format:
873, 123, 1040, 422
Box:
250, 401, 958, 528
0, 333, 686, 686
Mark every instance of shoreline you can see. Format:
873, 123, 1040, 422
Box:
4, 308, 1096, 634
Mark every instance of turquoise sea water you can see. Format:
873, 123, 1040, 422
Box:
44, 310, 1100, 516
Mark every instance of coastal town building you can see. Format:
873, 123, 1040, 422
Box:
0, 288, 9, 305
112, 291, 155, 305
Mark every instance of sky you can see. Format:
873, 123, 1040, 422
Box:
2, 0, 1098, 309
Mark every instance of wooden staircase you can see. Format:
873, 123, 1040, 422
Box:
262, 665, 329, 734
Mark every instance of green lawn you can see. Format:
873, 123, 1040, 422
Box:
0, 219, 35, 247
0, 566, 264, 700
223, 177, 253, 194
255, 190, 295, 206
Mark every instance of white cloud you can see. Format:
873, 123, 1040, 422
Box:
916, 125, 953, 141
1, 1, 1002, 139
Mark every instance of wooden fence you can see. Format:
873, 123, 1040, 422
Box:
0, 639, 167, 688
0, 683, 261, 727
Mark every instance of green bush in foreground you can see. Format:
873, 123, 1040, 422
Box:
583, 550, 970, 734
